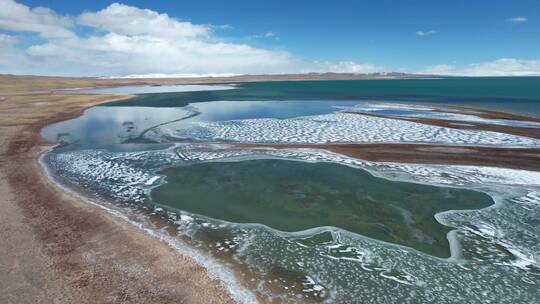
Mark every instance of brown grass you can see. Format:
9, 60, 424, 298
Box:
0, 85, 235, 303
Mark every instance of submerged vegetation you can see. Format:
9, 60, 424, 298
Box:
152, 159, 493, 257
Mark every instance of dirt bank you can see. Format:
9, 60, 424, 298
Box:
0, 92, 235, 304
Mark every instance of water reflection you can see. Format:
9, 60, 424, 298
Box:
189, 100, 357, 121
41, 106, 190, 151
41, 100, 360, 151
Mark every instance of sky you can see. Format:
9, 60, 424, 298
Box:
0, 0, 539, 76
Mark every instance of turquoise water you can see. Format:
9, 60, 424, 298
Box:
41, 78, 540, 303
108, 77, 540, 117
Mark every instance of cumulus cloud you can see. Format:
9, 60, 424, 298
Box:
507, 17, 528, 22
421, 58, 540, 76
77, 3, 210, 39
0, 0, 74, 39
0, 0, 377, 76
416, 30, 437, 37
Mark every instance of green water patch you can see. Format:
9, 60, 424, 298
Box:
152, 159, 493, 257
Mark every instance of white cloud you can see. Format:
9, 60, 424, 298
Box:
507, 17, 528, 22
416, 30, 437, 37
421, 58, 540, 76
77, 3, 210, 39
250, 31, 280, 41
0, 0, 74, 39
0, 1, 377, 76
464, 58, 540, 76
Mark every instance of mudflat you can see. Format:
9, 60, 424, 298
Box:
236, 142, 540, 171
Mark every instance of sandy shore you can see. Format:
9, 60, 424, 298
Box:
0, 82, 236, 303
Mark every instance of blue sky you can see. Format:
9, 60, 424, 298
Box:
1, 0, 539, 76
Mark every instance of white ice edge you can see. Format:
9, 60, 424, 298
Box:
345, 102, 540, 128
41, 142, 540, 294
165, 145, 540, 264
38, 148, 259, 304
173, 146, 535, 254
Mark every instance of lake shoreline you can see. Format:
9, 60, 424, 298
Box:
0, 91, 237, 303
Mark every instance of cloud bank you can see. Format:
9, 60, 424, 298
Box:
422, 58, 540, 76
0, 0, 377, 76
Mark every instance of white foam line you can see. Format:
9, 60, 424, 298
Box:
39, 149, 259, 304
145, 176, 161, 186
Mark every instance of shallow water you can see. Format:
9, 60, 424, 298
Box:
153, 159, 492, 258
41, 79, 540, 303
41, 100, 358, 150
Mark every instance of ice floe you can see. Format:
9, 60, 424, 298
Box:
347, 102, 540, 129
168, 113, 540, 146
